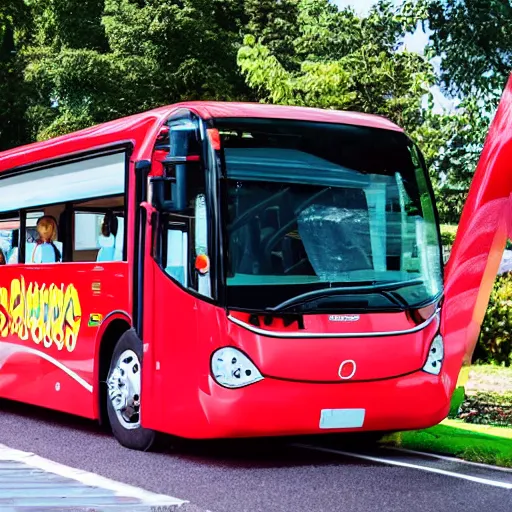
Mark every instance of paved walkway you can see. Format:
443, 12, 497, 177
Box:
0, 444, 186, 512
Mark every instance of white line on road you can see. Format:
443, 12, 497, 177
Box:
384, 446, 512, 473
0, 443, 188, 506
292, 444, 512, 490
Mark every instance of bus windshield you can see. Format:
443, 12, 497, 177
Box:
216, 118, 443, 312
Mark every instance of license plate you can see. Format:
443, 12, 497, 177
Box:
319, 408, 365, 429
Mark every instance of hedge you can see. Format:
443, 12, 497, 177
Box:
440, 224, 458, 246
475, 273, 512, 367
458, 392, 512, 427
439, 224, 512, 366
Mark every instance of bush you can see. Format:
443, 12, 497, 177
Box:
475, 273, 512, 367
439, 224, 458, 246
448, 386, 466, 418
458, 392, 512, 427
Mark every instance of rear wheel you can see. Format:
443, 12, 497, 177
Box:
106, 329, 157, 451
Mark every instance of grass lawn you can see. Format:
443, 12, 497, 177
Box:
382, 419, 512, 468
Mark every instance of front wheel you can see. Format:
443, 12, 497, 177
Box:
106, 329, 157, 451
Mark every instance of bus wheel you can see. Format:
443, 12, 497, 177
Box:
106, 329, 156, 451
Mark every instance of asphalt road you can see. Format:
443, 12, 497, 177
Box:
0, 398, 510, 512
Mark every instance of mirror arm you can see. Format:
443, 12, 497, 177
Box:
163, 155, 200, 164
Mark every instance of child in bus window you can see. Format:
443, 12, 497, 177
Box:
97, 211, 118, 261
32, 215, 62, 263
0, 249, 5, 265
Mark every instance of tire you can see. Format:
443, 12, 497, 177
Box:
106, 328, 157, 451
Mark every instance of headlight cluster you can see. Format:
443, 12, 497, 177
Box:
211, 347, 264, 388
422, 334, 444, 375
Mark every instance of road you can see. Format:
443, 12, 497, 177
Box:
0, 398, 511, 512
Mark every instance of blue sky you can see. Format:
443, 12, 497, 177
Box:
331, 0, 456, 112
332, 0, 429, 54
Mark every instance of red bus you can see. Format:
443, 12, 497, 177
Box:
0, 101, 464, 451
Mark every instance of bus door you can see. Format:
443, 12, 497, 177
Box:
137, 114, 214, 431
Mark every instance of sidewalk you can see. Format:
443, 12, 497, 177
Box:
0, 444, 185, 512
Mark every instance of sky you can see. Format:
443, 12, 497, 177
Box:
332, 0, 429, 54
331, 0, 456, 112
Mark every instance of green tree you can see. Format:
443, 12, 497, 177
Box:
22, 0, 259, 140
244, 0, 300, 68
30, 0, 108, 51
411, 96, 489, 224
237, 0, 435, 133
399, 0, 511, 223
0, 0, 32, 150
424, 0, 512, 104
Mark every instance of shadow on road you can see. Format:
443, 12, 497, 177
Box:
0, 397, 386, 469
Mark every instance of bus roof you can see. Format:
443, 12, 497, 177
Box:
0, 101, 403, 173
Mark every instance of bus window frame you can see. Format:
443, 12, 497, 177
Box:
0, 210, 22, 264
209, 117, 445, 312
0, 143, 132, 266
149, 112, 222, 305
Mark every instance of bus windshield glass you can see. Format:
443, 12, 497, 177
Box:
216, 117, 443, 312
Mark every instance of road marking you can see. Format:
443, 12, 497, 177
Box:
0, 444, 188, 506
384, 446, 512, 473
292, 444, 512, 490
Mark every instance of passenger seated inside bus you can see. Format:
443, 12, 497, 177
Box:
0, 249, 5, 265
31, 215, 62, 263
97, 211, 118, 262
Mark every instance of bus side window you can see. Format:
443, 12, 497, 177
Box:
73, 207, 125, 262
160, 180, 211, 298
0, 215, 21, 264
28, 214, 63, 264
165, 227, 188, 287
194, 193, 211, 298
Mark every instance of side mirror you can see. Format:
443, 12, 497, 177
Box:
150, 155, 200, 212
150, 117, 202, 212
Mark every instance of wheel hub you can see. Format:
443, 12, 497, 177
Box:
107, 349, 141, 430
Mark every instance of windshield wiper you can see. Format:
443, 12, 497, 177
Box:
266, 279, 424, 313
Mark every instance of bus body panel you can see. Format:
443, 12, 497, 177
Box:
226, 312, 438, 382
140, 291, 453, 439
193, 370, 452, 439
140, 257, 206, 431
5, 92, 511, 441
441, 75, 512, 379
139, 258, 452, 438
0, 262, 128, 418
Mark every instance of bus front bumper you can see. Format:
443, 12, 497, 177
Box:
192, 369, 452, 439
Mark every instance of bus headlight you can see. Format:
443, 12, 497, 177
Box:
422, 334, 444, 375
211, 347, 264, 388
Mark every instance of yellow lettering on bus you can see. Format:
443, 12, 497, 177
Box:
0, 277, 82, 352
49, 284, 66, 350
64, 284, 81, 352
0, 286, 9, 337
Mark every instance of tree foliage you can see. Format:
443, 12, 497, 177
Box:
0, 0, 508, 228
411, 95, 491, 223
19, 0, 257, 142
425, 0, 512, 103
402, 0, 512, 223
0, 0, 32, 151
238, 0, 435, 133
